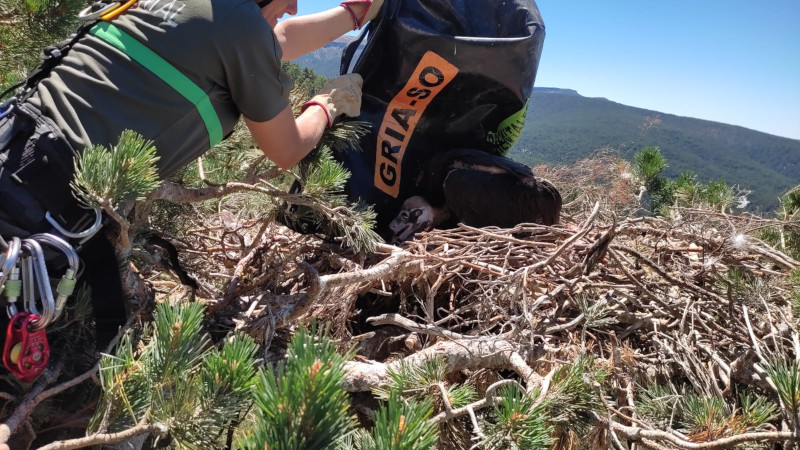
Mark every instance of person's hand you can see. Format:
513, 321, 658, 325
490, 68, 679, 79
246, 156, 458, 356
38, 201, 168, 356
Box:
363, 0, 384, 23
302, 73, 363, 126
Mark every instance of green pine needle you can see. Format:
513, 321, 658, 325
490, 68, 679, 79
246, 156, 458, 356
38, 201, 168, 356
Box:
576, 295, 618, 329
279, 146, 382, 254
363, 390, 438, 450
739, 392, 778, 428
90, 302, 257, 448
318, 121, 372, 154
764, 358, 800, 421
72, 130, 161, 209
303, 146, 351, 195
633, 146, 667, 185
543, 356, 606, 435
90, 330, 152, 433
480, 384, 553, 450
683, 394, 727, 431
239, 326, 356, 450
148, 302, 209, 381
447, 384, 478, 409
636, 383, 685, 430
376, 356, 447, 401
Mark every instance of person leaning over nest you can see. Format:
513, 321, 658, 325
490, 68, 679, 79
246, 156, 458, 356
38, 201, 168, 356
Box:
0, 0, 382, 356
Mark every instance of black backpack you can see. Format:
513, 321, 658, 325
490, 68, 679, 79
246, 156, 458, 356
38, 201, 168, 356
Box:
337, 0, 545, 234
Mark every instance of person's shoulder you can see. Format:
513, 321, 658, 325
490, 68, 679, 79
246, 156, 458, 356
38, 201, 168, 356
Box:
213, 0, 264, 26
213, 0, 274, 40
212, 0, 282, 60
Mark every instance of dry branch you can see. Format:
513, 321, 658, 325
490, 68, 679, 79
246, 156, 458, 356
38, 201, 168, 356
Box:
342, 337, 543, 392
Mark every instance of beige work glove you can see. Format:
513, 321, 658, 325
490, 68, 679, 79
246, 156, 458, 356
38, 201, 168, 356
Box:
302, 73, 363, 127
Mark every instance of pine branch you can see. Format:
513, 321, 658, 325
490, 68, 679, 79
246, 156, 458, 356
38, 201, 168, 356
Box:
148, 167, 282, 203
342, 337, 543, 392
86, 302, 258, 448
364, 390, 438, 450
71, 130, 161, 248
592, 414, 800, 449
238, 326, 356, 450
37, 422, 168, 450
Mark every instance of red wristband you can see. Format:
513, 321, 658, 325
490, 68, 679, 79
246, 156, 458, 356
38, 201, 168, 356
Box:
340, 3, 359, 31
301, 100, 333, 128
340, 0, 371, 30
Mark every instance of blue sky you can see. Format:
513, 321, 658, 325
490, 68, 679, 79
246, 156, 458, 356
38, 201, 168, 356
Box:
296, 1, 800, 140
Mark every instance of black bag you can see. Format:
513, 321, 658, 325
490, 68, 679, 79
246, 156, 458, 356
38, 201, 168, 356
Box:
337, 0, 545, 234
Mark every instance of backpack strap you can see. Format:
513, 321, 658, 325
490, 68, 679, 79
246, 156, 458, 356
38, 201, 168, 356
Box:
89, 22, 223, 148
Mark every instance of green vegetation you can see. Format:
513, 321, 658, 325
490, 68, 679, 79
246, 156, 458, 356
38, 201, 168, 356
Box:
239, 326, 357, 449
513, 90, 799, 211
90, 302, 259, 448
632, 146, 746, 215
637, 384, 778, 443
71, 130, 162, 210
282, 62, 328, 100
0, 0, 83, 96
767, 186, 800, 260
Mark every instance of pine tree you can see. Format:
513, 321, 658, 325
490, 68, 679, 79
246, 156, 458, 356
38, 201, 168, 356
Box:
0, 0, 83, 96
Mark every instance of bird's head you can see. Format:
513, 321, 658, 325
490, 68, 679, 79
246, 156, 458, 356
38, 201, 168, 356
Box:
388, 196, 435, 244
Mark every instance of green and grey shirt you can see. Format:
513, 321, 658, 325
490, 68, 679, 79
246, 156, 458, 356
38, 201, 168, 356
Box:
28, 0, 292, 177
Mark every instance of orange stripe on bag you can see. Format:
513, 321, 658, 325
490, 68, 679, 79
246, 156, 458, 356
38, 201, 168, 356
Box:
373, 51, 458, 198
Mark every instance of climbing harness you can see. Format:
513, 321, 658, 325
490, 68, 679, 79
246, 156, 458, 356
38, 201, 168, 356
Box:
0, 0, 150, 382
1, 0, 237, 381
88, 21, 224, 146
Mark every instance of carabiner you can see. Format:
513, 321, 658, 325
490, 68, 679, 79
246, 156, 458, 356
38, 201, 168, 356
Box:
4, 266, 21, 319
45, 208, 103, 240
0, 237, 21, 288
100, 0, 138, 20
1, 237, 22, 318
30, 234, 79, 319
21, 253, 38, 317
20, 239, 55, 331
78, 2, 120, 22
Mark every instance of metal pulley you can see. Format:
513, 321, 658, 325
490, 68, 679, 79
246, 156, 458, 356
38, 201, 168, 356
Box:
2, 233, 81, 382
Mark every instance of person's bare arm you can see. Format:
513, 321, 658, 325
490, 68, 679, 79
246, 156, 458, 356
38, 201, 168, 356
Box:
274, 0, 382, 61
245, 73, 363, 170
273, 6, 358, 61
244, 104, 328, 170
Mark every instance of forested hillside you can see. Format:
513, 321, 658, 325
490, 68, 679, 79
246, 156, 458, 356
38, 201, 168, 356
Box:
514, 89, 800, 211
293, 37, 355, 78
294, 46, 800, 211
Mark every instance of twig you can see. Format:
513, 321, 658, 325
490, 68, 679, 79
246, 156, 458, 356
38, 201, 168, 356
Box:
0, 360, 65, 444
742, 305, 767, 363
213, 237, 271, 312
36, 422, 168, 450
148, 167, 281, 203
430, 379, 525, 424
532, 201, 600, 271
593, 414, 800, 449
367, 313, 478, 341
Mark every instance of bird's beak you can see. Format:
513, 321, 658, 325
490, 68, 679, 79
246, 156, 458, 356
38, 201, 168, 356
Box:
389, 221, 428, 245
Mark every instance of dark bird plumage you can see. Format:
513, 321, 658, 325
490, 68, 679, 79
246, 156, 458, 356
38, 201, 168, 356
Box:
389, 148, 562, 244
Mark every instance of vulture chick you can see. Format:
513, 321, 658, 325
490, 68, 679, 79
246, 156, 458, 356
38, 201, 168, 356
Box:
389, 148, 562, 244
